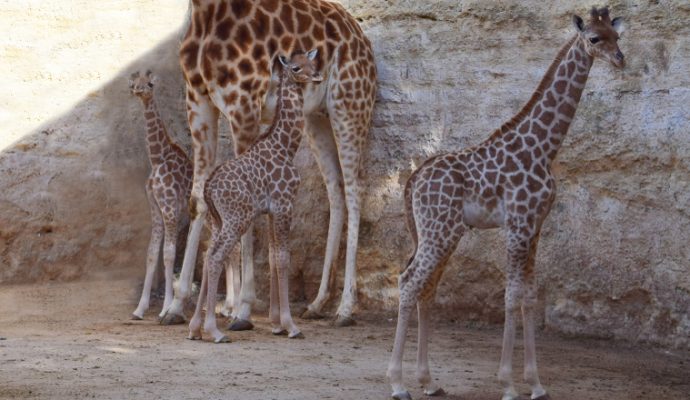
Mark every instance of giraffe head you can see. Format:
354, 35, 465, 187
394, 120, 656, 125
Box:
128, 70, 157, 99
573, 7, 625, 68
277, 49, 324, 84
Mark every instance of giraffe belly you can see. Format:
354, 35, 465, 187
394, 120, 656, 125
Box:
462, 200, 504, 229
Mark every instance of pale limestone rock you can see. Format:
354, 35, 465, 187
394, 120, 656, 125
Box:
1, 1, 688, 348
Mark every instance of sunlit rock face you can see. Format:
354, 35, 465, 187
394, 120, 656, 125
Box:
1, 1, 688, 349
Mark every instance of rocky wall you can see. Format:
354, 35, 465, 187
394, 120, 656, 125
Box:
1, 0, 688, 348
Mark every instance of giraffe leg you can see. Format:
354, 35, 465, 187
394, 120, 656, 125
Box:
267, 216, 284, 335
302, 114, 345, 320
522, 235, 548, 400
203, 231, 236, 344
228, 228, 255, 331
388, 290, 416, 400
330, 116, 366, 327
161, 91, 219, 325
188, 251, 208, 340
416, 299, 445, 397
271, 213, 302, 338
220, 245, 240, 318
158, 213, 179, 320
132, 184, 163, 320
498, 230, 531, 400
388, 238, 461, 400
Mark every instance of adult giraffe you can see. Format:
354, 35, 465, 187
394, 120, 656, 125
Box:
161, 0, 377, 328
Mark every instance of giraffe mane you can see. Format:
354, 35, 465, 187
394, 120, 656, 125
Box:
489, 34, 577, 138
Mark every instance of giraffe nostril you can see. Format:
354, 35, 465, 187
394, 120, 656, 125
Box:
616, 51, 624, 60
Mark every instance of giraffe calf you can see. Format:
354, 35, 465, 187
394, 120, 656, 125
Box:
187, 50, 323, 343
129, 70, 193, 321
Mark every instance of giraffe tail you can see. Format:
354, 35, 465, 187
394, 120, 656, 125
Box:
402, 169, 419, 273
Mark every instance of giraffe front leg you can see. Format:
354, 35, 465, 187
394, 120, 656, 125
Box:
522, 235, 549, 400
227, 228, 255, 331
132, 192, 163, 320
271, 213, 302, 339
220, 245, 240, 318
203, 233, 235, 344
132, 186, 163, 320
188, 254, 208, 340
499, 231, 531, 400
267, 220, 283, 335
161, 91, 219, 325
158, 216, 179, 320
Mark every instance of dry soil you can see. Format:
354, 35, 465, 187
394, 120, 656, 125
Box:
0, 277, 688, 400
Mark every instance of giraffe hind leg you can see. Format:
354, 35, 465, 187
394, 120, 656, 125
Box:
302, 113, 345, 320
388, 230, 463, 399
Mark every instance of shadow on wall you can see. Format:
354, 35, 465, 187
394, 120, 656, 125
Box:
0, 31, 194, 284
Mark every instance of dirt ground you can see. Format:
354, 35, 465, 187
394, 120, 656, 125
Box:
0, 277, 688, 400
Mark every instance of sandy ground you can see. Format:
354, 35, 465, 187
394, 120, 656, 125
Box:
0, 277, 688, 400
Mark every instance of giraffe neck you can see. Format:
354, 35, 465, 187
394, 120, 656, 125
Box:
140, 96, 174, 166
267, 70, 305, 160
499, 35, 594, 163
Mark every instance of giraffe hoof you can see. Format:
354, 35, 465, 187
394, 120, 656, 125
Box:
533, 394, 551, 400
392, 390, 412, 400
288, 332, 305, 339
187, 334, 202, 341
159, 312, 186, 325
301, 308, 325, 320
214, 335, 231, 344
334, 316, 356, 327
272, 329, 288, 336
227, 318, 254, 331
131, 313, 144, 321
423, 387, 446, 397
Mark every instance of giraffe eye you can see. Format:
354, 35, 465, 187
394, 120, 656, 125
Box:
292, 66, 302, 72
589, 37, 600, 44
147, 82, 154, 88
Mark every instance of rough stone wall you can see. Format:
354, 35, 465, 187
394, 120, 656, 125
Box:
1, 1, 688, 349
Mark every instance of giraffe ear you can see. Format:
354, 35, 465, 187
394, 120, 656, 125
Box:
306, 49, 318, 61
278, 55, 289, 67
611, 17, 624, 34
572, 15, 584, 32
